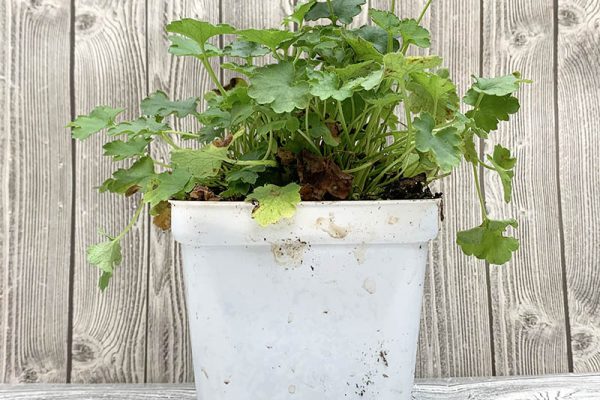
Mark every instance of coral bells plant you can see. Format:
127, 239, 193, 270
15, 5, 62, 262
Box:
69, 0, 529, 289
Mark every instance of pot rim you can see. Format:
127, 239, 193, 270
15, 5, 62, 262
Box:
170, 198, 441, 207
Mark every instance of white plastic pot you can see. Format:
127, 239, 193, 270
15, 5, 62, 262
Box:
171, 200, 440, 400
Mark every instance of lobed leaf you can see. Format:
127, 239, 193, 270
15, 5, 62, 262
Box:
69, 106, 124, 140
248, 62, 311, 113
305, 0, 367, 25
414, 113, 462, 173
141, 91, 199, 118
457, 219, 519, 265
248, 183, 302, 226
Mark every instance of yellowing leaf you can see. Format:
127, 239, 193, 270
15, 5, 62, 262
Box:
248, 183, 301, 226
171, 146, 229, 180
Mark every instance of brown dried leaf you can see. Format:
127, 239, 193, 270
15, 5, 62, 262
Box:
152, 201, 172, 231
189, 185, 221, 201
296, 150, 353, 200
277, 148, 296, 166
125, 185, 140, 197
213, 133, 233, 148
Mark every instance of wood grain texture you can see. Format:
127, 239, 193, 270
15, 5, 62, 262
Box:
0, 0, 72, 383
71, 0, 148, 383
2, 375, 600, 399
557, 0, 600, 373
482, 0, 569, 375
145, 0, 219, 383
370, 0, 493, 378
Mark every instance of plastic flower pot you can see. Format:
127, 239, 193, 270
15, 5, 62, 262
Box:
171, 199, 440, 400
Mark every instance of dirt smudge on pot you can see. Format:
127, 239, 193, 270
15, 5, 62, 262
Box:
316, 215, 349, 239
362, 278, 376, 294
353, 243, 367, 264
387, 215, 399, 225
271, 239, 308, 267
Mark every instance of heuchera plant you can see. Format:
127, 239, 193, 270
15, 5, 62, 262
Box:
70, 0, 529, 289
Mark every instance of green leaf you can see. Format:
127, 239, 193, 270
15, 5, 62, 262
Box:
166, 19, 235, 49
224, 40, 270, 58
167, 36, 222, 58
305, 0, 367, 25
307, 113, 340, 146
344, 33, 383, 62
141, 91, 199, 118
248, 183, 302, 226
248, 62, 311, 113
284, 0, 317, 25
464, 90, 520, 132
144, 169, 192, 208
308, 70, 353, 101
414, 113, 462, 173
236, 29, 297, 51
470, 73, 526, 97
332, 60, 375, 81
226, 165, 266, 185
103, 137, 150, 161
396, 19, 430, 49
354, 25, 398, 54
108, 117, 169, 138
383, 53, 442, 80
68, 106, 124, 140
368, 8, 401, 32
457, 219, 519, 265
87, 239, 122, 290
487, 144, 516, 203
100, 156, 156, 194
171, 145, 229, 180
407, 71, 459, 122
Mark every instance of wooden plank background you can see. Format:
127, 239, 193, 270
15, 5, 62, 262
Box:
0, 0, 599, 383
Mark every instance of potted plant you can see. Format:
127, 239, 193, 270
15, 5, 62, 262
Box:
69, 0, 527, 398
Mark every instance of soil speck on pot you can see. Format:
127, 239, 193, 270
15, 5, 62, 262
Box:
362, 278, 377, 294
288, 313, 294, 323
271, 239, 308, 267
316, 215, 349, 239
387, 215, 399, 225
224, 379, 230, 385
378, 350, 389, 367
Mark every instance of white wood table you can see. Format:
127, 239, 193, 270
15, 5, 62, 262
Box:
0, 374, 598, 399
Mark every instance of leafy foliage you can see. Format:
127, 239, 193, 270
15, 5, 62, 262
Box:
70, 1, 529, 288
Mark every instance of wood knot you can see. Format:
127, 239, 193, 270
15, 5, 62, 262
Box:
18, 367, 39, 383
511, 31, 529, 47
572, 328, 597, 355
75, 13, 97, 31
558, 5, 582, 27
72, 338, 97, 363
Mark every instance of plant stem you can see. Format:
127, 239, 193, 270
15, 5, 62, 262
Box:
160, 133, 182, 150
391, 0, 396, 12
152, 159, 172, 169
326, 0, 338, 24
416, 0, 433, 24
297, 129, 322, 155
200, 57, 226, 96
472, 162, 488, 220
233, 159, 278, 167
115, 200, 145, 242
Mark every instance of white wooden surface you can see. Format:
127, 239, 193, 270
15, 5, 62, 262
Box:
1, 375, 600, 399
0, 0, 599, 384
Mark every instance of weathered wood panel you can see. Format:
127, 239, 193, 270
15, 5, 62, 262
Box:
483, 0, 569, 375
0, 0, 72, 383
2, 375, 600, 399
370, 0, 493, 377
71, 0, 149, 383
145, 0, 219, 383
557, 0, 600, 372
